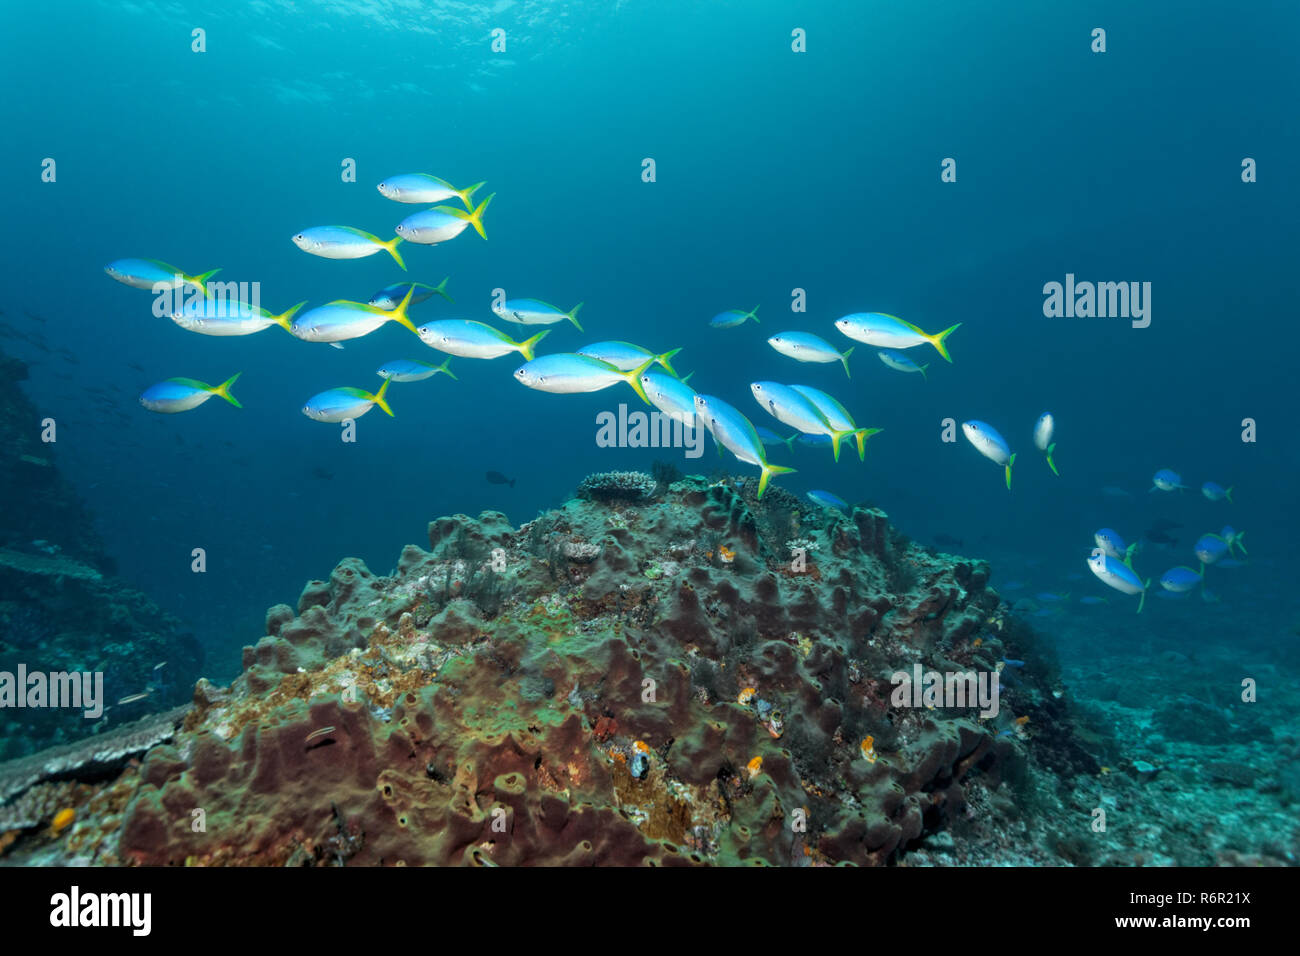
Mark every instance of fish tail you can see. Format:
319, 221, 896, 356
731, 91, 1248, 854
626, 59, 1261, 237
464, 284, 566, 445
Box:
370, 378, 395, 417
518, 329, 550, 361
1225, 486, 1234, 504
468, 192, 494, 240
829, 431, 843, 463
928, 322, 961, 362
213, 372, 242, 409
758, 462, 796, 500
748, 305, 761, 325
390, 284, 419, 335
566, 302, 584, 331
658, 347, 682, 377
1045, 441, 1059, 476
854, 427, 883, 461
782, 432, 797, 452
1122, 542, 1137, 569
509, 478, 516, 488
437, 358, 458, 380
190, 268, 222, 296
433, 276, 454, 303
1005, 451, 1016, 490
458, 181, 486, 211
918, 362, 929, 382
1234, 532, 1247, 556
1137, 581, 1150, 614
382, 236, 406, 271
680, 370, 695, 384
622, 358, 656, 405
273, 301, 308, 332
840, 346, 854, 378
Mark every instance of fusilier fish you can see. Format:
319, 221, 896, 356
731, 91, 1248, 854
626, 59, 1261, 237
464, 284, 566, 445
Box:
513, 354, 654, 404
1194, 533, 1229, 569
1159, 566, 1202, 593
376, 358, 456, 382
834, 313, 961, 362
368, 277, 453, 310
291, 287, 420, 343
376, 174, 484, 208
640, 369, 698, 426
105, 259, 221, 295
577, 342, 681, 376
492, 298, 584, 331
1094, 528, 1136, 564
302, 379, 394, 423
710, 306, 760, 329
1201, 481, 1233, 503
754, 425, 796, 451
807, 489, 848, 510
395, 194, 494, 244
767, 332, 853, 377
169, 298, 305, 336
962, 420, 1015, 489
692, 393, 795, 499
750, 381, 869, 463
1150, 469, 1186, 492
1087, 551, 1151, 613
417, 320, 549, 361
140, 373, 241, 414
1219, 526, 1247, 557
1033, 413, 1059, 475
877, 349, 928, 381
291, 226, 406, 269
789, 385, 882, 462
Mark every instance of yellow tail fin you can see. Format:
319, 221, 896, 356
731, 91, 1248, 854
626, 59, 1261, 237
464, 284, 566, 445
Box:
658, 347, 682, 377
758, 463, 796, 500
273, 301, 308, 332
854, 427, 884, 461
381, 237, 406, 271
189, 268, 222, 296
517, 329, 550, 361
928, 322, 961, 363
388, 285, 419, 335
622, 358, 656, 405
566, 301, 584, 331
213, 372, 242, 408
370, 377, 394, 417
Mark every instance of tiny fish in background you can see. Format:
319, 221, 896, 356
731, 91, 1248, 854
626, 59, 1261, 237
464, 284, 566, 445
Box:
486, 471, 515, 488
368, 277, 454, 310
1150, 468, 1186, 492
877, 349, 928, 381
709, 305, 760, 329
1201, 481, 1233, 503
1033, 412, 1059, 475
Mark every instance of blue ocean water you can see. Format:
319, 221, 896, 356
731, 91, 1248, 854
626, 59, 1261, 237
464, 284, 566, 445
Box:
1, 0, 1295, 701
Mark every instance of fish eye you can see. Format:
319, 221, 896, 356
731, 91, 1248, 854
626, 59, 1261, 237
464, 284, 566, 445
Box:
294, 234, 303, 241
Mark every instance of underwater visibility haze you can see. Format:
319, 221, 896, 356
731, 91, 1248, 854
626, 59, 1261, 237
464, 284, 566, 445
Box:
0, 0, 1297, 875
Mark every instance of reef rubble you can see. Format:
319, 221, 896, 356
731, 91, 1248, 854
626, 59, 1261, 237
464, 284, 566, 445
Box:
1, 471, 1094, 866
